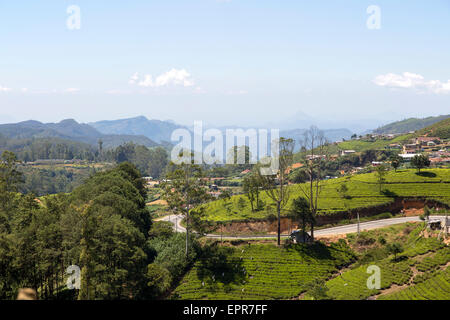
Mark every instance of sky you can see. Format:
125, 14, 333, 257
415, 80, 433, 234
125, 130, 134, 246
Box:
0, 0, 449, 131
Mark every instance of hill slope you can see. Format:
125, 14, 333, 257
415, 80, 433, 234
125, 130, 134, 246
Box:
0, 119, 161, 149
200, 169, 450, 222
91, 116, 184, 144
416, 117, 450, 139
374, 115, 450, 134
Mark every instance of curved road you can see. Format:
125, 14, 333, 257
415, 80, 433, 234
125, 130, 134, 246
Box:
156, 215, 446, 240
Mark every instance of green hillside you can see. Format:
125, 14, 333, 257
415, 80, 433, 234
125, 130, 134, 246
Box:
416, 117, 450, 139
200, 169, 450, 222
374, 115, 450, 134
337, 134, 411, 152
326, 225, 449, 300
173, 240, 356, 300
173, 223, 450, 300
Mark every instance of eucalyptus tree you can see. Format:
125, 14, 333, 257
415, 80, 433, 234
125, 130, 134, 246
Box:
258, 137, 295, 246
298, 126, 329, 241
162, 155, 210, 258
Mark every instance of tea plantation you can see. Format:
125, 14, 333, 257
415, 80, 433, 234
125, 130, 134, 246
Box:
173, 223, 450, 300
173, 241, 356, 300
378, 268, 450, 300
201, 169, 450, 222
325, 225, 449, 300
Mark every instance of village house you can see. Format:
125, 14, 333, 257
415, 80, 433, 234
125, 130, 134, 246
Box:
398, 153, 420, 161
430, 157, 450, 164
403, 144, 418, 154
340, 150, 356, 156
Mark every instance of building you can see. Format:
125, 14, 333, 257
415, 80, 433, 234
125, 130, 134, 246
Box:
398, 154, 420, 161
403, 144, 418, 154
290, 230, 313, 243
341, 150, 356, 156
430, 157, 450, 164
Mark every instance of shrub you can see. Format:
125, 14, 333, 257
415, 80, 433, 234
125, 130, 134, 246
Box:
356, 232, 376, 246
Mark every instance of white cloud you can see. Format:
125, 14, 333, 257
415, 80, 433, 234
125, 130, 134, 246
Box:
0, 85, 12, 92
129, 72, 139, 85
130, 69, 195, 88
373, 72, 450, 94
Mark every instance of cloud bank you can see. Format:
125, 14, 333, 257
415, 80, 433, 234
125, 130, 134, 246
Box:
130, 69, 195, 88
374, 72, 450, 94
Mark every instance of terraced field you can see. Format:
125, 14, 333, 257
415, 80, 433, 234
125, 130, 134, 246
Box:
337, 134, 412, 152
325, 259, 413, 300
201, 169, 450, 222
325, 225, 449, 300
173, 241, 356, 300
173, 223, 450, 300
378, 269, 450, 300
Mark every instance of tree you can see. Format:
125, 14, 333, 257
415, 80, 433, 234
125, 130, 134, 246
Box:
162, 158, 210, 258
298, 126, 328, 241
0, 151, 24, 192
258, 137, 295, 246
242, 170, 262, 212
290, 197, 311, 243
387, 242, 403, 261
375, 164, 387, 193
146, 263, 172, 298
420, 205, 431, 222
411, 154, 430, 173
336, 181, 352, 220
336, 182, 349, 200
390, 154, 402, 172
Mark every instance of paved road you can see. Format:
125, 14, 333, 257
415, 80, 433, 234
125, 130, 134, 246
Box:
156, 215, 446, 240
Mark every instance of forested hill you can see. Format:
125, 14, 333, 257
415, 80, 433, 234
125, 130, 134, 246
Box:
0, 119, 161, 149
373, 115, 450, 134
416, 117, 450, 139
91, 116, 184, 144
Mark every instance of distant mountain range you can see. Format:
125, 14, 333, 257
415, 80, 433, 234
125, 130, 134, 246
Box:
90, 116, 185, 144
373, 115, 450, 134
0, 119, 162, 149
0, 115, 357, 155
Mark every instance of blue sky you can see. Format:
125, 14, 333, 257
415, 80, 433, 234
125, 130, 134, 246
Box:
0, 1, 449, 131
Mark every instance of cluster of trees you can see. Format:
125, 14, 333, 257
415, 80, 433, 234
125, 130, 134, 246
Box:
18, 166, 98, 196
0, 138, 170, 197
0, 136, 98, 162
103, 143, 169, 178
0, 151, 192, 300
0, 135, 170, 179
411, 154, 431, 172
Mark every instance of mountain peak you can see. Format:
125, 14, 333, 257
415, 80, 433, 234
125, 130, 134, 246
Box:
59, 119, 79, 125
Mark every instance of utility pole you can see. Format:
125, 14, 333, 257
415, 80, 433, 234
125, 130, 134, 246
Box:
357, 212, 360, 235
